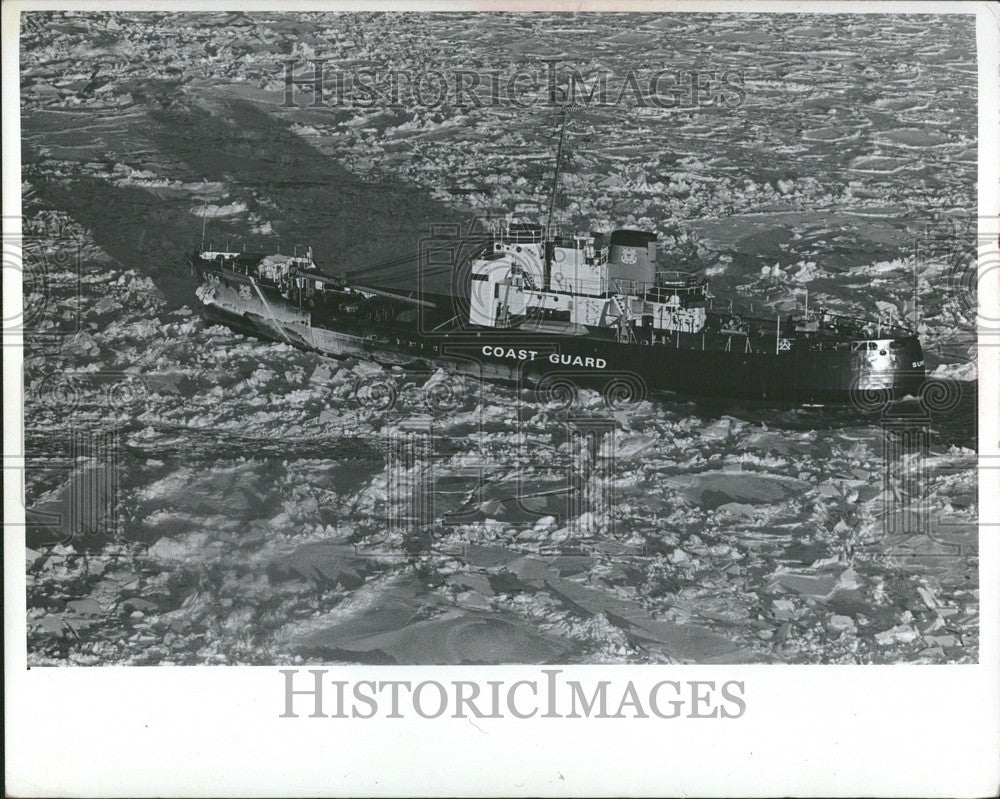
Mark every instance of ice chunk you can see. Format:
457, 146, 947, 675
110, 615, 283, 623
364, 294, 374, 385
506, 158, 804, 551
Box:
875, 624, 920, 645
148, 532, 210, 562
828, 615, 856, 633
931, 361, 977, 381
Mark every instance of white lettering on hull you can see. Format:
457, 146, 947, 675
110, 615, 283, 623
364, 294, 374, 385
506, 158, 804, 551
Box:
481, 345, 606, 370
482, 345, 540, 361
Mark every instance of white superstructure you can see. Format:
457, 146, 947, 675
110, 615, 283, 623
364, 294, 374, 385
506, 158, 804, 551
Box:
468, 222, 707, 340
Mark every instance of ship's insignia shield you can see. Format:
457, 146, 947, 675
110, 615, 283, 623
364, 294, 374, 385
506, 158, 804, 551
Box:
778, 338, 792, 351
620, 247, 638, 265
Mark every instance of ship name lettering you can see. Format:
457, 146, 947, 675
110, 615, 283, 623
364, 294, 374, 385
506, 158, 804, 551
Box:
480, 346, 605, 370
548, 353, 607, 369
481, 345, 539, 361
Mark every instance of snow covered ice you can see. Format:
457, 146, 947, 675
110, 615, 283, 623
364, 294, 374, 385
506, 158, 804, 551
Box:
19, 11, 979, 666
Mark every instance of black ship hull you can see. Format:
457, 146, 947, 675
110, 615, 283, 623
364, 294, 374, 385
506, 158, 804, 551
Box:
195, 262, 926, 405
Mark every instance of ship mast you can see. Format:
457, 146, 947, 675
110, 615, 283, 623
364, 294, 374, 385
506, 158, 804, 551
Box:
545, 111, 568, 236
200, 200, 208, 251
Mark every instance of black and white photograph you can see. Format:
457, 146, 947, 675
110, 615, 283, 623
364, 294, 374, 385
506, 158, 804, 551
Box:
5, 2, 998, 796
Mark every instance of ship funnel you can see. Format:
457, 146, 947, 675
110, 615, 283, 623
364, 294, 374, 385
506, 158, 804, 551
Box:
608, 229, 657, 287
